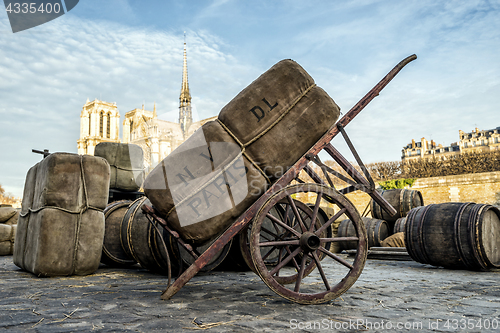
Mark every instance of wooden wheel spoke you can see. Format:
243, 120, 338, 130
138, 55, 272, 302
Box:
258, 240, 300, 247
262, 246, 278, 261
260, 232, 274, 242
315, 208, 346, 236
320, 236, 359, 243
261, 225, 279, 239
311, 252, 331, 291
285, 246, 301, 272
266, 213, 302, 238
283, 204, 290, 226
309, 191, 323, 232
276, 247, 285, 276
294, 253, 308, 292
319, 246, 353, 269
286, 195, 308, 232
269, 247, 302, 276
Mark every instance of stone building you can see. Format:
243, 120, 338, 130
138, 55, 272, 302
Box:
77, 41, 216, 171
402, 127, 500, 161
77, 99, 121, 155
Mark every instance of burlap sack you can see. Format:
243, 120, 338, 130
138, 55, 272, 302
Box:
218, 59, 340, 180
144, 121, 268, 244
0, 224, 16, 255
4, 211, 19, 226
0, 207, 16, 223
380, 232, 405, 248
13, 153, 109, 276
94, 142, 144, 191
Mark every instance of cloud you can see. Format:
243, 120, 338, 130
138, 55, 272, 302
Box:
0, 15, 258, 196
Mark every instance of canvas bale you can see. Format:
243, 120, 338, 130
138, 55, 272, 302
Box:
0, 224, 16, 255
13, 153, 109, 276
218, 59, 340, 180
4, 210, 19, 226
144, 120, 268, 244
0, 207, 16, 223
380, 232, 405, 248
94, 142, 144, 191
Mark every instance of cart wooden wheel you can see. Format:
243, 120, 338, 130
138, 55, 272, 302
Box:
240, 199, 321, 284
250, 183, 367, 304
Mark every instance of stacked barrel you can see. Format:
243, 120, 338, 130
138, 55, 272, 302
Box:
337, 188, 424, 251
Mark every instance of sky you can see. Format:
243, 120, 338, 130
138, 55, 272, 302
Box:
0, 0, 499, 197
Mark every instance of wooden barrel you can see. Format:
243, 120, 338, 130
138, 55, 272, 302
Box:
393, 217, 406, 234
371, 189, 423, 223
101, 200, 137, 267
337, 217, 389, 250
121, 197, 180, 275
405, 203, 500, 270
179, 237, 233, 272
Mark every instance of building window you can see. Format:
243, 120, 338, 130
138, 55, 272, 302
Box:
99, 111, 104, 136
417, 149, 421, 155
130, 121, 133, 139
107, 113, 111, 138
481, 139, 485, 146
496, 137, 499, 144
464, 142, 468, 148
88, 114, 91, 136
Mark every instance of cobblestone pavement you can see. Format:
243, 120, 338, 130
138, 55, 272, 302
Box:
1, 254, 500, 332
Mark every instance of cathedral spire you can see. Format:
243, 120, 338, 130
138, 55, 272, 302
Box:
179, 36, 191, 108
179, 33, 192, 136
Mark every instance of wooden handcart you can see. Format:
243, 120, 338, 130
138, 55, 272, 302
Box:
142, 54, 417, 304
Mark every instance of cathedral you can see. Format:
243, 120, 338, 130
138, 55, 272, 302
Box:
77, 41, 216, 171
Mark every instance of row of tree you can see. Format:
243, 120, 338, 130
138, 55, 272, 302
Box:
0, 184, 17, 206
306, 150, 500, 186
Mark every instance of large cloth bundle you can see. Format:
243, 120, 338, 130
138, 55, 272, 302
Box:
14, 153, 110, 276
94, 142, 144, 192
0, 224, 16, 256
144, 59, 340, 244
0, 207, 18, 225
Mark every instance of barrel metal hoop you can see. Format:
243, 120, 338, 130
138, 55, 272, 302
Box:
415, 204, 433, 265
102, 200, 135, 264
399, 189, 406, 218
468, 204, 489, 270
404, 206, 419, 261
453, 203, 476, 270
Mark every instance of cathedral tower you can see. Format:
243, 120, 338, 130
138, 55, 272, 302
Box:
77, 99, 120, 155
179, 39, 192, 138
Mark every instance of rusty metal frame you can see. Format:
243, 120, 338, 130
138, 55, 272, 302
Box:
143, 54, 417, 300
